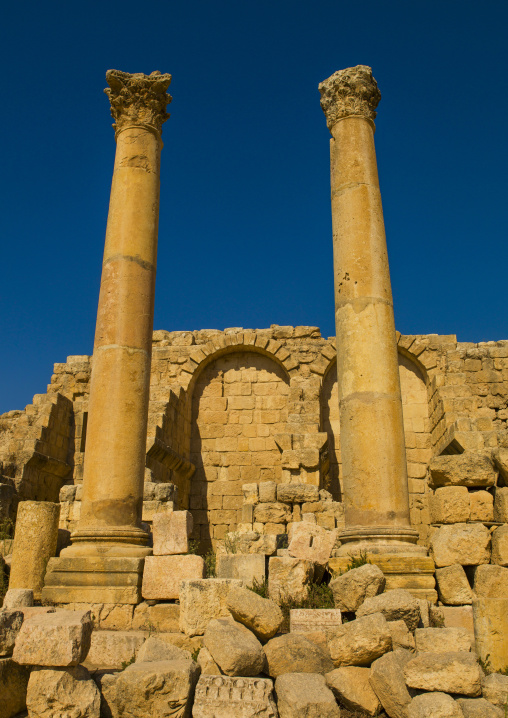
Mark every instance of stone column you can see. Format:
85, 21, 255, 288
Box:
42, 70, 171, 605
318, 66, 421, 557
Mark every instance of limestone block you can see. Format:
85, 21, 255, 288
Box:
13, 609, 92, 667
226, 586, 283, 642
329, 563, 385, 612
2, 588, 33, 609
492, 447, 508, 482
136, 636, 191, 663
414, 627, 472, 653
155, 631, 203, 654
431, 523, 491, 567
179, 578, 243, 636
473, 564, 508, 598
408, 692, 463, 718
277, 484, 320, 503
457, 697, 504, 718
439, 605, 475, 639
112, 659, 200, 718
482, 673, 508, 708
192, 674, 277, 718
0, 657, 30, 718
84, 630, 146, 670
387, 619, 416, 652
142, 554, 205, 600
290, 609, 342, 637
491, 525, 508, 566
473, 598, 508, 672
416, 598, 430, 627
328, 612, 392, 667
132, 601, 180, 632
275, 672, 340, 717
429, 486, 470, 524
197, 646, 221, 675
223, 531, 280, 556
152, 511, 192, 555
203, 617, 265, 676
404, 652, 482, 696
254, 503, 291, 524
242, 483, 259, 504
325, 666, 381, 716
429, 453, 497, 488
216, 553, 265, 588
470, 490, 494, 522
369, 649, 414, 718
8, 500, 60, 600
436, 564, 473, 605
287, 523, 337, 565
259, 481, 277, 503
263, 633, 333, 678
268, 556, 313, 603
494, 487, 508, 522
356, 588, 421, 632
26, 666, 100, 718
0, 610, 23, 657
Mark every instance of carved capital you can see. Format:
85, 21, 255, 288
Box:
319, 65, 381, 131
105, 70, 172, 134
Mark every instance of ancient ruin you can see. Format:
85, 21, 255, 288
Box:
0, 65, 507, 716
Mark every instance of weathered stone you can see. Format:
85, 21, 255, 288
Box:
264, 633, 333, 678
84, 630, 146, 670
388, 619, 416, 652
259, 482, 277, 504
275, 672, 340, 717
404, 652, 482, 696
416, 598, 430, 627
369, 649, 414, 718
216, 553, 265, 588
2, 588, 33, 609
493, 487, 508, 522
482, 673, 508, 708
470, 490, 494, 522
288, 523, 337, 565
328, 612, 392, 667
473, 564, 508, 598
326, 666, 381, 716
290, 609, 342, 636
329, 563, 385, 612
192, 674, 277, 717
203, 617, 265, 677
152, 510, 193, 555
242, 483, 259, 504
491, 525, 508, 566
429, 486, 470, 524
431, 523, 491, 567
408, 692, 463, 718
179, 578, 243, 636
268, 557, 313, 603
219, 531, 280, 556
0, 657, 30, 718
429, 453, 497, 488
112, 659, 200, 718
142, 554, 205, 600
197, 646, 221, 675
156, 631, 203, 654
136, 636, 191, 663
457, 697, 504, 718
356, 588, 420, 632
226, 586, 283, 642
277, 484, 320, 503
436, 564, 473, 605
13, 609, 92, 667
414, 627, 472, 653
473, 598, 508, 672
26, 666, 100, 718
132, 601, 180, 632
254, 503, 291, 523
0, 610, 23, 657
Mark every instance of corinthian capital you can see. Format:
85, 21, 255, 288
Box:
319, 65, 381, 131
105, 70, 172, 134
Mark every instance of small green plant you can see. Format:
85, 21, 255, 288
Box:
345, 550, 370, 572
478, 653, 492, 675
277, 580, 335, 633
248, 577, 269, 599
224, 532, 240, 554
121, 655, 135, 670
147, 620, 157, 638
204, 550, 216, 578
191, 647, 200, 662
187, 539, 200, 555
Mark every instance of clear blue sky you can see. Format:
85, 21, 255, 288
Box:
1, 1, 507, 413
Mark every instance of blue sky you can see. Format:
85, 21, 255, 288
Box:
1, 1, 507, 413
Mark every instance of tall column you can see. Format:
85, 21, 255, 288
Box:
42, 70, 171, 605
319, 66, 421, 556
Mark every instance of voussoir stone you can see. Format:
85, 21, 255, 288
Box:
356, 588, 420, 632
407, 692, 463, 718
404, 652, 482, 696
328, 612, 392, 667
369, 649, 414, 718
268, 557, 314, 603
482, 673, 508, 708
0, 610, 23, 657
436, 564, 473, 605
135, 636, 191, 663
457, 697, 504, 718
26, 666, 100, 718
429, 453, 497, 488
203, 617, 265, 677
263, 633, 333, 678
414, 627, 472, 653
326, 666, 381, 716
192, 674, 278, 717
179, 578, 243, 636
431, 523, 491, 567
330, 563, 385, 612
226, 586, 283, 641
275, 672, 341, 717
13, 609, 93, 667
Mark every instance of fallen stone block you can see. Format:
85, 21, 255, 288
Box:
326, 666, 381, 716
179, 578, 243, 636
429, 453, 497, 488
84, 630, 146, 670
436, 564, 473, 605
414, 626, 472, 653
472, 564, 508, 598
264, 633, 333, 678
431, 523, 491, 567
457, 697, 504, 717
290, 608, 342, 637
356, 588, 421, 632
369, 649, 413, 718
329, 563, 385, 612
0, 610, 23, 657
152, 510, 193, 555
13, 609, 92, 667
404, 652, 482, 696
136, 636, 191, 663
192, 674, 277, 717
197, 646, 221, 675
203, 617, 265, 677
222, 531, 281, 556
388, 619, 416, 652
2, 589, 33, 609
493, 486, 508, 522
142, 554, 205, 600
275, 672, 340, 717
26, 666, 100, 718
328, 612, 392, 667
429, 486, 471, 524
470, 490, 494, 522
132, 601, 180, 632
407, 691, 463, 718
277, 483, 320, 503
216, 553, 265, 588
268, 556, 313, 603
288, 522, 337, 565
226, 586, 283, 642
482, 673, 508, 709
491, 525, 508, 566
0, 657, 30, 718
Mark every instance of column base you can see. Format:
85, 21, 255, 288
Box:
336, 525, 423, 556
